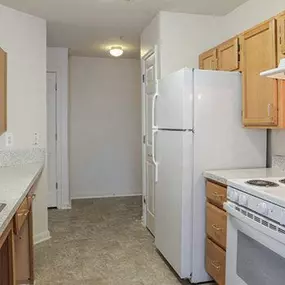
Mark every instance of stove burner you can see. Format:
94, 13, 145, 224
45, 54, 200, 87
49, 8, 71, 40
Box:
246, 179, 279, 187
279, 179, 285, 184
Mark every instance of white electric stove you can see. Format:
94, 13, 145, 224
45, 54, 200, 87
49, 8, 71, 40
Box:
225, 176, 285, 285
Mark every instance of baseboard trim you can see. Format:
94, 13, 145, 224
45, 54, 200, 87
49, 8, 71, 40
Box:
33, 231, 51, 245
59, 204, 72, 210
71, 193, 142, 200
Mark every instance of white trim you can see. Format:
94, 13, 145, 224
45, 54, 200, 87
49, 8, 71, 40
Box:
47, 71, 59, 208
33, 230, 51, 245
47, 48, 70, 210
71, 194, 142, 200
141, 46, 158, 227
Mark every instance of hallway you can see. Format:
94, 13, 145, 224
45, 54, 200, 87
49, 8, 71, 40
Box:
35, 197, 184, 285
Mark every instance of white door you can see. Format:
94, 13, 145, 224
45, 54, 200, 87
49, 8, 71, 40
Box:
156, 68, 193, 130
144, 52, 157, 235
47, 72, 58, 208
155, 129, 193, 278
146, 160, 155, 234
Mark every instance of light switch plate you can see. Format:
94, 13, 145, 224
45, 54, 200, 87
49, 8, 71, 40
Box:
5, 133, 13, 147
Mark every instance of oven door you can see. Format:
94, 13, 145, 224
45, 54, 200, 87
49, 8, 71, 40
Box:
224, 202, 285, 285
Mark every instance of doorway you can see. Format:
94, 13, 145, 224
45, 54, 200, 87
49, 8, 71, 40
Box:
142, 49, 158, 236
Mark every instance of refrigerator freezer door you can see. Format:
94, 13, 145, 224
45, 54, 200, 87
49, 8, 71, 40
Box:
155, 130, 193, 278
156, 68, 193, 130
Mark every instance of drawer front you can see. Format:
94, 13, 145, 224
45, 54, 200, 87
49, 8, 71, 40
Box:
206, 181, 227, 208
206, 238, 226, 285
206, 202, 227, 248
14, 198, 30, 234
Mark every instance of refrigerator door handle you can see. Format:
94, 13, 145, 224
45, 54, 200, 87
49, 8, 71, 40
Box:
152, 93, 158, 129
152, 129, 158, 182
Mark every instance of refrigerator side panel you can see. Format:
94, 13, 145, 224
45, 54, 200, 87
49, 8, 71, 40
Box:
156, 68, 193, 130
191, 70, 266, 283
155, 130, 193, 278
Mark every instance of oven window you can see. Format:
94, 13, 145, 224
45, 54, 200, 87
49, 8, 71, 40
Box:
237, 231, 285, 285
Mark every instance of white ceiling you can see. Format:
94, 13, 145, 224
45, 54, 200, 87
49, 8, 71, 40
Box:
0, 0, 248, 58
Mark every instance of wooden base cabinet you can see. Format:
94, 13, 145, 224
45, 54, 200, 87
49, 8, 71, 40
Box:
0, 222, 15, 285
206, 180, 227, 285
206, 238, 226, 285
14, 210, 34, 284
0, 187, 35, 285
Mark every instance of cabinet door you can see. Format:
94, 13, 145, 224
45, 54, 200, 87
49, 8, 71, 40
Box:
0, 49, 7, 135
199, 48, 217, 70
0, 222, 15, 285
217, 37, 239, 71
241, 20, 278, 126
277, 14, 285, 61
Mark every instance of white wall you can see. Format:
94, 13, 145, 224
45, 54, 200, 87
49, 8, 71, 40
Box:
221, 0, 285, 157
222, 0, 285, 41
0, 5, 48, 240
141, 14, 161, 61
47, 48, 70, 208
141, 12, 221, 79
159, 12, 221, 78
70, 57, 142, 199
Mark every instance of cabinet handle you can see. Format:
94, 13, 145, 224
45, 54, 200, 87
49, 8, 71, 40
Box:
17, 210, 29, 217
267, 104, 272, 117
212, 192, 224, 201
212, 224, 222, 231
211, 260, 221, 272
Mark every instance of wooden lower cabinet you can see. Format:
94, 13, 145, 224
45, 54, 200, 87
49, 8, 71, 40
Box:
206, 203, 227, 249
0, 187, 35, 285
0, 222, 15, 285
14, 209, 34, 284
206, 238, 226, 285
206, 180, 227, 285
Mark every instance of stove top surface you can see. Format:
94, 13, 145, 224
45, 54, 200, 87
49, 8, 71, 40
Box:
228, 176, 285, 207
246, 179, 279, 187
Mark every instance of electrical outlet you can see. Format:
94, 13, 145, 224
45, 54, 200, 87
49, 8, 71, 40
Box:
33, 132, 40, 146
5, 133, 13, 147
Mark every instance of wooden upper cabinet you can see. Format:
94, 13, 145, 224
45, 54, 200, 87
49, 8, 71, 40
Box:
199, 48, 217, 70
0, 48, 7, 135
217, 37, 239, 71
277, 13, 285, 61
240, 19, 278, 127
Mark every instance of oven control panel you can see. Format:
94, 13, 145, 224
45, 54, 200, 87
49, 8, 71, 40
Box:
227, 187, 285, 225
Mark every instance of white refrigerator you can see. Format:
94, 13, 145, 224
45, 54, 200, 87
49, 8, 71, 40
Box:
153, 68, 266, 283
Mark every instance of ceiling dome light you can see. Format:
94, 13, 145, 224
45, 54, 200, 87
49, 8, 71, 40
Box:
109, 47, 123, 57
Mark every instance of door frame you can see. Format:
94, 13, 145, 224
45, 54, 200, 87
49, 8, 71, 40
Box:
47, 71, 59, 208
141, 46, 159, 227
46, 69, 70, 209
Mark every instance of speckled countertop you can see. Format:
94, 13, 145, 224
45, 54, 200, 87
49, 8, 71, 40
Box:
0, 162, 44, 235
204, 168, 285, 185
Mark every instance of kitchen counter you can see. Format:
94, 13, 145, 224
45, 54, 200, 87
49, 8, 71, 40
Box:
204, 168, 285, 185
0, 162, 44, 235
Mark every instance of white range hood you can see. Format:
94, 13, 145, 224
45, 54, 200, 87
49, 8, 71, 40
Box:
260, 58, 285, 79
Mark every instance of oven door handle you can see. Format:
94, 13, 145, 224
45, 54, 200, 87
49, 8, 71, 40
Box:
224, 202, 285, 245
